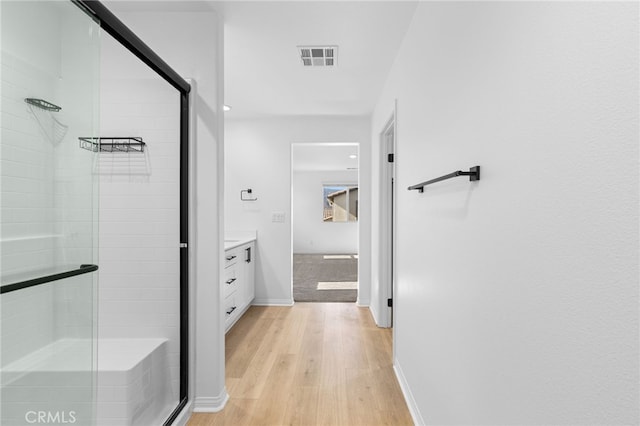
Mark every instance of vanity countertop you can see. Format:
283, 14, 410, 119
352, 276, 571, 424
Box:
224, 237, 255, 251
224, 231, 257, 251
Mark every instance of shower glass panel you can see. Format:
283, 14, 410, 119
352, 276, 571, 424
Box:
0, 2, 100, 425
96, 27, 181, 425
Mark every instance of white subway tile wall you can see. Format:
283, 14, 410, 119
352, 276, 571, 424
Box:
1, 51, 57, 277
1, 0, 99, 369
98, 75, 181, 405
0, 51, 58, 368
2, 3, 100, 425
2, 3, 181, 423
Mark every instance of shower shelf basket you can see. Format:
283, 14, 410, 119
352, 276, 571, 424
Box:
25, 98, 62, 112
79, 137, 146, 153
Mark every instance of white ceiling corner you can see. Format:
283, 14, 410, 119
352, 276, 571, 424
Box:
217, 1, 418, 118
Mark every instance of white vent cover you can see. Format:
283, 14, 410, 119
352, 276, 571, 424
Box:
298, 46, 337, 67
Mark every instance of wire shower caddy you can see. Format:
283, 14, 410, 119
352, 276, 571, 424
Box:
79, 137, 146, 153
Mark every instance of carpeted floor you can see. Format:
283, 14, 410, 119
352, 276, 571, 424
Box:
293, 254, 358, 302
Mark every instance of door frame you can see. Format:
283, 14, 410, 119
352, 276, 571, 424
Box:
378, 103, 397, 328
290, 142, 360, 303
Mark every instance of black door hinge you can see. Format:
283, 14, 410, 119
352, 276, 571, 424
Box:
387, 298, 393, 307
388, 154, 394, 163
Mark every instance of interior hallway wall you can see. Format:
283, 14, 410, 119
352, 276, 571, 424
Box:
225, 116, 371, 306
292, 169, 358, 254
371, 2, 639, 424
106, 6, 226, 413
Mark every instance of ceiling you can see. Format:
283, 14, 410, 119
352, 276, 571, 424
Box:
292, 143, 359, 172
217, 1, 418, 118
103, 1, 418, 118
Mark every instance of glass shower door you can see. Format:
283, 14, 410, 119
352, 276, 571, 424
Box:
0, 1, 100, 425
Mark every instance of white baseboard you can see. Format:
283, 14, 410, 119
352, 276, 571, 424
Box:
192, 389, 229, 413
368, 304, 381, 325
356, 297, 370, 306
394, 359, 425, 426
170, 400, 193, 426
252, 298, 294, 306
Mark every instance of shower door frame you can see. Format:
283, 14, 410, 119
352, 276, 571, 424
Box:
71, 1, 191, 425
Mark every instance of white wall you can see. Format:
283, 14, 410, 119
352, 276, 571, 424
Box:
108, 7, 226, 414
292, 169, 358, 254
225, 116, 371, 306
371, 2, 639, 425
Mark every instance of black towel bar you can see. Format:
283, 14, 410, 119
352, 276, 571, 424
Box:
408, 166, 480, 193
0, 264, 99, 294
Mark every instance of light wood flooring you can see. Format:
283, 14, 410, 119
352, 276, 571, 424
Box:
187, 303, 413, 426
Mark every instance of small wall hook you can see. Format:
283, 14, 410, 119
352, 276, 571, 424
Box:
241, 188, 258, 201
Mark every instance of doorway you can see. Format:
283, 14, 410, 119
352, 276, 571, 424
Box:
291, 143, 360, 303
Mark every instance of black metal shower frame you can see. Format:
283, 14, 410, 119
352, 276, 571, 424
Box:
71, 1, 191, 425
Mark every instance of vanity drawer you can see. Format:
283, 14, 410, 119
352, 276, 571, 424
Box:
224, 265, 238, 297
224, 293, 239, 325
225, 248, 240, 268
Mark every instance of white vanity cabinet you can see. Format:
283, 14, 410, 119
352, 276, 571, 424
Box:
223, 240, 255, 332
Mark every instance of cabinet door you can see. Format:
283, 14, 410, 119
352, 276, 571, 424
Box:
242, 242, 255, 305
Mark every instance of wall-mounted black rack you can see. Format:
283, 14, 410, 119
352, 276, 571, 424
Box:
79, 137, 146, 153
408, 166, 480, 193
25, 98, 62, 112
0, 264, 98, 295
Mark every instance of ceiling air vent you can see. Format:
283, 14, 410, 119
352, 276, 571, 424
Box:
298, 46, 337, 67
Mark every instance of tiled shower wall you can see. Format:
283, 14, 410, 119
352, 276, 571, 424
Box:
3, 2, 182, 413
98, 73, 181, 400
1, 50, 57, 365
1, 2, 98, 367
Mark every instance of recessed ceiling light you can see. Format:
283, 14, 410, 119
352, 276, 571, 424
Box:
349, 154, 357, 159
223, 104, 232, 112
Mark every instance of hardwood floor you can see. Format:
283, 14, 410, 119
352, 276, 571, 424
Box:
187, 303, 413, 426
